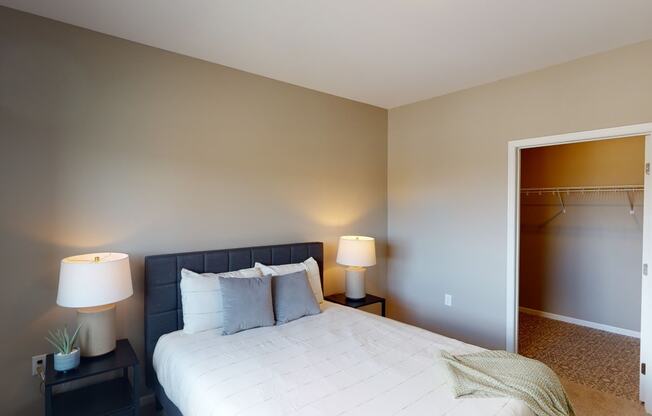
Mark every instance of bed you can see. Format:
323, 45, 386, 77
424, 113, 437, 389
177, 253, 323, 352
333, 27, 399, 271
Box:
145, 242, 532, 416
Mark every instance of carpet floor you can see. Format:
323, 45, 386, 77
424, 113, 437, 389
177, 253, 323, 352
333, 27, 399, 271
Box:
519, 311, 640, 401
561, 378, 646, 416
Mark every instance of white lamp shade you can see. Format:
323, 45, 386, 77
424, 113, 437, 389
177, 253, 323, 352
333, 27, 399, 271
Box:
57, 252, 133, 308
336, 236, 376, 267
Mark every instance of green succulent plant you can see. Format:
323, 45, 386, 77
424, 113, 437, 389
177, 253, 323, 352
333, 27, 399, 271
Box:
45, 324, 81, 355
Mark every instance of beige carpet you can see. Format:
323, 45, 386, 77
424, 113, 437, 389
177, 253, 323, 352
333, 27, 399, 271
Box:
519, 311, 644, 413
562, 378, 646, 416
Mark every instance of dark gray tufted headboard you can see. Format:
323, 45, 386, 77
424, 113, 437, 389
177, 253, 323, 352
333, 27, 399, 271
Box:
144, 242, 323, 388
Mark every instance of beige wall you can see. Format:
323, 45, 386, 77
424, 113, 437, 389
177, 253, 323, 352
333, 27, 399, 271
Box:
0, 7, 387, 415
520, 137, 644, 331
388, 40, 652, 349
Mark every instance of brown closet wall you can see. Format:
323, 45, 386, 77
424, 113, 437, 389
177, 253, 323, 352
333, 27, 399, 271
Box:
519, 136, 644, 331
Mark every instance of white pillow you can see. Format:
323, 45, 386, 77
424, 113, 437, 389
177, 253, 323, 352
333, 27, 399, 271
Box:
255, 257, 324, 303
180, 267, 262, 334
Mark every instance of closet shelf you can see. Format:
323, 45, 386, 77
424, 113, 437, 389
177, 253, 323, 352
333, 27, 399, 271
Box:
521, 185, 643, 218
520, 185, 643, 195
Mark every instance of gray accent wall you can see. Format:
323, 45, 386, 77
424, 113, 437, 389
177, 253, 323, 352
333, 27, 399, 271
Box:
0, 7, 387, 415
387, 39, 652, 349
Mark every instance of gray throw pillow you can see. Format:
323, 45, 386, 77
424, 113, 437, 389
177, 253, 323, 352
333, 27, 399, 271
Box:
219, 276, 275, 335
273, 270, 321, 324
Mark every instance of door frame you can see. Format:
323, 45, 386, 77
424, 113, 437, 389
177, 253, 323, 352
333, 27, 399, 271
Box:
505, 122, 652, 401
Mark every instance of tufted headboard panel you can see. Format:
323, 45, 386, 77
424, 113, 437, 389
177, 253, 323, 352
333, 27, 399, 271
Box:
143, 242, 323, 388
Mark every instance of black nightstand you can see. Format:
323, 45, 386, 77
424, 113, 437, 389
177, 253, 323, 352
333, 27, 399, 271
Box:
325, 293, 386, 317
44, 339, 139, 416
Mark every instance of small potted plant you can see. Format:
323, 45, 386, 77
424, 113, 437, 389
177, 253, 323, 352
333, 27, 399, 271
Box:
45, 324, 81, 372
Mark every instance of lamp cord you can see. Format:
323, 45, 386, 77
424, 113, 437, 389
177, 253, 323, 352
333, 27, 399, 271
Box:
37, 365, 45, 395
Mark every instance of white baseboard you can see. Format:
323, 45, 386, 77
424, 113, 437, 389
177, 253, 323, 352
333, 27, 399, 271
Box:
519, 307, 640, 338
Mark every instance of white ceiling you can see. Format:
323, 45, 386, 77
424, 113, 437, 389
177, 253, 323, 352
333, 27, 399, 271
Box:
3, 1, 652, 108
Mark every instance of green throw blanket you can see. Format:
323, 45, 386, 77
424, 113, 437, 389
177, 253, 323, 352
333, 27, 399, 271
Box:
440, 350, 575, 416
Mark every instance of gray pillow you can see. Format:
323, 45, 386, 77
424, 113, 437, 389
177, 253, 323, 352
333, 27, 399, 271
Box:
219, 276, 275, 335
272, 270, 321, 324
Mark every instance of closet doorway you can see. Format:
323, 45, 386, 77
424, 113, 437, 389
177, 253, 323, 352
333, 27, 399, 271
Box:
520, 136, 643, 401
505, 122, 652, 413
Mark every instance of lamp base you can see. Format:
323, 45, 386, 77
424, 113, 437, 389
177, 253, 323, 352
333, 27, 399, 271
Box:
77, 304, 116, 357
345, 267, 366, 300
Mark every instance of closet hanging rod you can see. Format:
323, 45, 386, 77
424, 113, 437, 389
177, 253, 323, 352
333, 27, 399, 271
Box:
521, 185, 643, 195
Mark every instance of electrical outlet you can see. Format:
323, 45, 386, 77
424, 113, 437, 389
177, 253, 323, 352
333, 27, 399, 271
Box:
32, 354, 46, 376
444, 294, 452, 307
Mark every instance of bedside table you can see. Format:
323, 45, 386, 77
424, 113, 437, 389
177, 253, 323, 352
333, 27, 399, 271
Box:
44, 338, 139, 416
324, 293, 386, 317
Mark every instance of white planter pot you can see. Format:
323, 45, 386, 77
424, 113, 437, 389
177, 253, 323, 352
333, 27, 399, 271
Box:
54, 348, 80, 372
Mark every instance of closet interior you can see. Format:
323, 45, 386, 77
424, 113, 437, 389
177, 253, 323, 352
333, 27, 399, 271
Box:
518, 135, 645, 403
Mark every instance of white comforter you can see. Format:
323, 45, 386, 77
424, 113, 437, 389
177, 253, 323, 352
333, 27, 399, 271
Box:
153, 302, 532, 416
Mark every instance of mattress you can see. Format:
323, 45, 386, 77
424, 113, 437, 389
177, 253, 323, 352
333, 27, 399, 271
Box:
153, 302, 533, 416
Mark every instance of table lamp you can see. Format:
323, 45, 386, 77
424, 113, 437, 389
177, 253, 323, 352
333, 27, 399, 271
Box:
57, 253, 133, 357
336, 236, 376, 300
